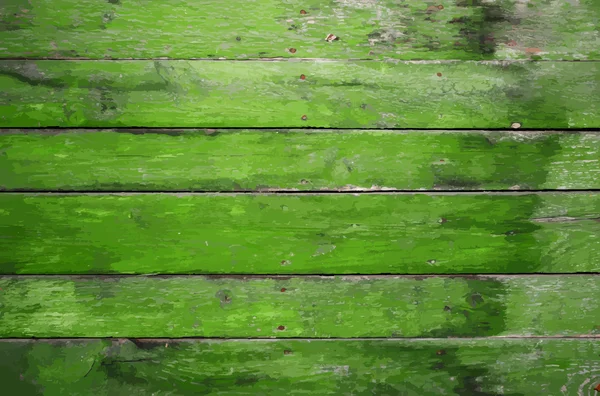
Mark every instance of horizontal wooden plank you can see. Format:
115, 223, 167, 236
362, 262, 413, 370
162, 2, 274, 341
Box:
1, 275, 600, 337
1, 0, 599, 60
2, 338, 600, 395
1, 193, 598, 274
1, 129, 599, 191
1, 61, 599, 128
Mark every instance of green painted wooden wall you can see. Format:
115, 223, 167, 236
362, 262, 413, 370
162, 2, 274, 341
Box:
0, 0, 599, 394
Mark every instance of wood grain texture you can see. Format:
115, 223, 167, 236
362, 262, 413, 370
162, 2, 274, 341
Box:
1, 193, 598, 274
1, 0, 599, 60
1, 60, 599, 128
1, 275, 600, 337
1, 129, 599, 191
2, 338, 600, 395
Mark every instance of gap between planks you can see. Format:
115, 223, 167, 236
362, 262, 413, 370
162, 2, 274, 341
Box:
1, 336, 600, 342
2, 274, 600, 279
2, 58, 600, 63
1, 190, 600, 195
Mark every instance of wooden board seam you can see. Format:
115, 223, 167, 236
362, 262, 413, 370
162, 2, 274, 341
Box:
2, 274, 600, 279
1, 336, 600, 341
1, 191, 599, 195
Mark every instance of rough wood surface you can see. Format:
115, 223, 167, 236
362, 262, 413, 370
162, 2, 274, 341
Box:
1, 275, 599, 337
2, 338, 600, 395
1, 60, 599, 128
1, 0, 599, 60
1, 193, 598, 274
1, 129, 599, 191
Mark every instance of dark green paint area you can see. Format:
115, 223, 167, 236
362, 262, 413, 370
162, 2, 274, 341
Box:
2, 339, 599, 394
0, 275, 599, 337
1, 130, 597, 191
427, 278, 508, 338
0, 61, 598, 128
0, 193, 598, 274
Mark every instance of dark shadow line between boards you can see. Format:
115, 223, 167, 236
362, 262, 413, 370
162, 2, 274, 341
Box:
1, 127, 600, 132
1, 273, 599, 278
1, 336, 599, 341
1, 189, 599, 194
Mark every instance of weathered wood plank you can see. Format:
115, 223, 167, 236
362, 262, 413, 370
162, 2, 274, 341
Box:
1, 60, 598, 128
1, 129, 599, 191
1, 275, 599, 337
1, 0, 599, 60
1, 193, 598, 274
2, 338, 600, 395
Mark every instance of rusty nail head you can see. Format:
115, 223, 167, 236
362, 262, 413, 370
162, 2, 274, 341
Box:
289, 48, 297, 53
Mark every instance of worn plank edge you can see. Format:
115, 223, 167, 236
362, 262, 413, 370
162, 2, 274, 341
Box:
2, 58, 600, 63
3, 128, 600, 132
3, 127, 600, 132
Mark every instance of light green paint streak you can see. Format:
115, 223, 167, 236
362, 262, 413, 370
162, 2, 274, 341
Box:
0, 130, 598, 191
0, 61, 598, 128
0, 275, 599, 337
1, 0, 599, 60
1, 193, 598, 274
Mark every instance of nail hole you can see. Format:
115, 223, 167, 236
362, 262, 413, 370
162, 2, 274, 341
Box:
284, 350, 293, 355
436, 350, 446, 355
235, 36, 241, 41
325, 34, 339, 42
427, 259, 437, 265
